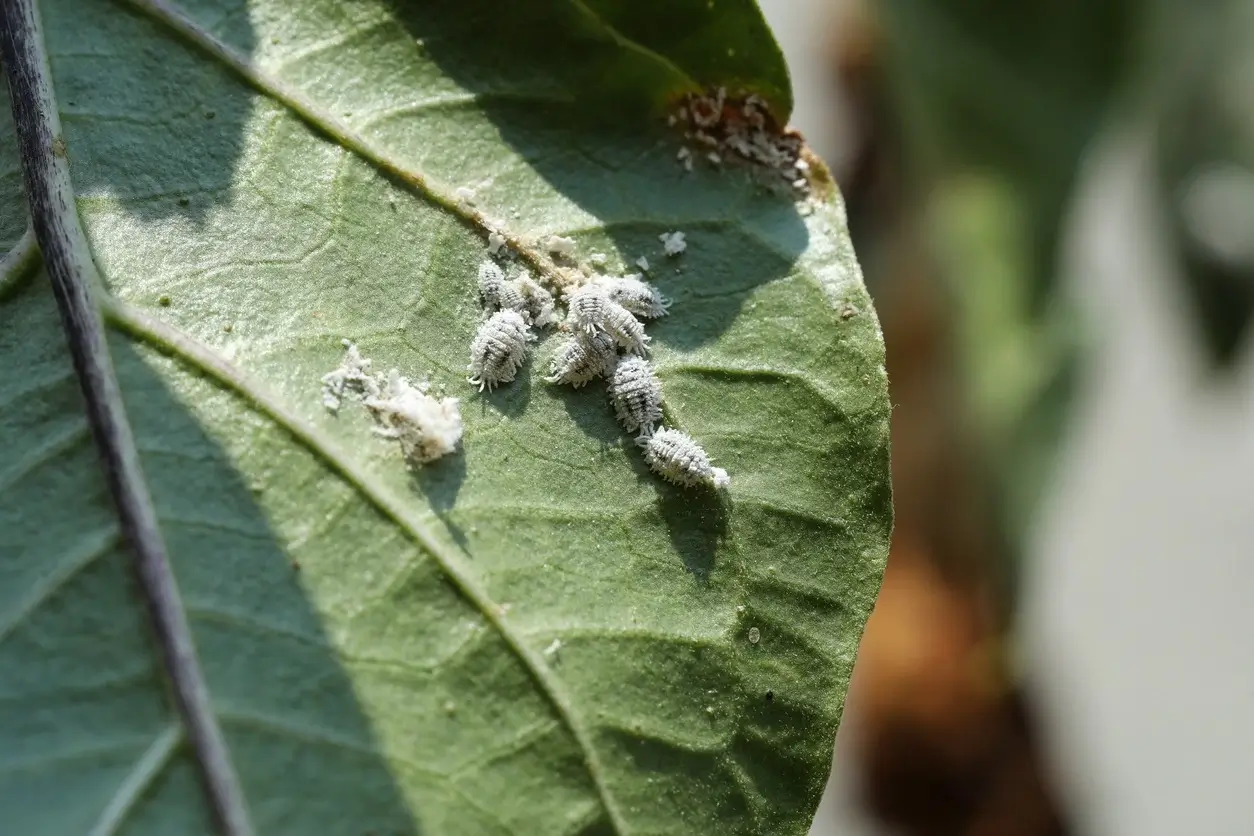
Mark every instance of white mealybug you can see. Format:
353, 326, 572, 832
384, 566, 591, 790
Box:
468, 310, 533, 391
477, 260, 524, 312
567, 284, 650, 356
364, 370, 463, 464
608, 356, 663, 436
545, 330, 617, 388
641, 428, 730, 489
567, 284, 613, 334
599, 274, 670, 319
512, 272, 556, 328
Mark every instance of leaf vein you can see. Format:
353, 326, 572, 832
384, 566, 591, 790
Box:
88, 723, 182, 836
0, 525, 122, 644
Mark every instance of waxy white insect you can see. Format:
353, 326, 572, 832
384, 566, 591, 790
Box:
608, 356, 663, 436
468, 310, 533, 391
598, 274, 670, 319
477, 260, 524, 312
566, 285, 650, 356
365, 370, 463, 464
641, 428, 730, 489
545, 331, 617, 388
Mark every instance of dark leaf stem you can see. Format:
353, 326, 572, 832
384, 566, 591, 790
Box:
0, 1, 252, 833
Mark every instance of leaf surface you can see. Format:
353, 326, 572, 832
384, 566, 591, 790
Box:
0, 0, 889, 833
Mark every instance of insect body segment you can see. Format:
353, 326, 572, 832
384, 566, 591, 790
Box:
609, 357, 663, 436
642, 428, 730, 490
469, 310, 533, 391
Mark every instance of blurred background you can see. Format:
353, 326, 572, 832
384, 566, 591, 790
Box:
750, 1, 1254, 834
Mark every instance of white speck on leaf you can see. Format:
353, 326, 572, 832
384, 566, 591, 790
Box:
590, 252, 608, 267
659, 230, 687, 257
487, 231, 506, 254
635, 256, 650, 271
455, 186, 475, 204
748, 627, 760, 644
543, 639, 562, 656
546, 234, 577, 258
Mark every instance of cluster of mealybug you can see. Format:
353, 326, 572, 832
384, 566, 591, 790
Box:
553, 274, 728, 491
468, 261, 560, 390
467, 251, 729, 491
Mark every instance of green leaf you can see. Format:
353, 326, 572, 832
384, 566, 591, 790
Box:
0, 0, 888, 834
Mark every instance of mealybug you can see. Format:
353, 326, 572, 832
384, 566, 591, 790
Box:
468, 310, 533, 391
599, 274, 670, 319
545, 331, 617, 388
608, 357, 663, 435
567, 284, 614, 334
567, 285, 650, 355
641, 428, 730, 489
478, 260, 523, 312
